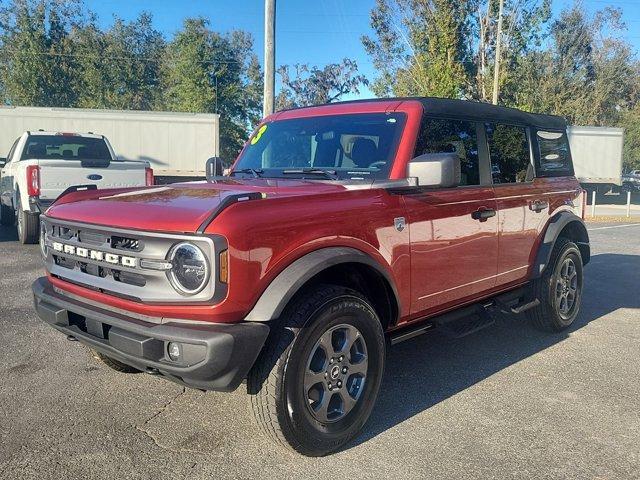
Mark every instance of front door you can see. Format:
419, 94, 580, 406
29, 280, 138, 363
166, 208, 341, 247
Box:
403, 117, 498, 319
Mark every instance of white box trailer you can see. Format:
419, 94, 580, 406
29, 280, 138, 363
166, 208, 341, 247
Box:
567, 126, 624, 191
0, 106, 219, 181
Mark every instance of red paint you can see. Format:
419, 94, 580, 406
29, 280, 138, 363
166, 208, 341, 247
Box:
44, 100, 582, 327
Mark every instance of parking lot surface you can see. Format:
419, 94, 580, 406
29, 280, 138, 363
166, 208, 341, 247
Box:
1, 223, 639, 479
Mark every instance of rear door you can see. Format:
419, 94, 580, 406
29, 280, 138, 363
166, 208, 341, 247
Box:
403, 117, 498, 317
23, 134, 146, 200
486, 123, 547, 285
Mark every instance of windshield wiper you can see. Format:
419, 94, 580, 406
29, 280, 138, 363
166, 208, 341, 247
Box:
229, 168, 263, 178
281, 168, 338, 180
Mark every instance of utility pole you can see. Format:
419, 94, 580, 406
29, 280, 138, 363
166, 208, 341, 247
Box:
263, 0, 276, 117
492, 0, 504, 105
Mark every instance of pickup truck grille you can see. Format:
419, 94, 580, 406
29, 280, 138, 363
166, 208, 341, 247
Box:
41, 216, 221, 304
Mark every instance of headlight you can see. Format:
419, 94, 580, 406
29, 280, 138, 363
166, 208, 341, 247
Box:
167, 242, 210, 295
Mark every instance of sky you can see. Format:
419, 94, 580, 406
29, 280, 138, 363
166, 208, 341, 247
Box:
88, 0, 640, 100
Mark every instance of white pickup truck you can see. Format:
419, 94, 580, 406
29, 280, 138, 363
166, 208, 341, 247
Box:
0, 131, 153, 244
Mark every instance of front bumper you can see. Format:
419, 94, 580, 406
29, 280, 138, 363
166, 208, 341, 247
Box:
32, 277, 269, 391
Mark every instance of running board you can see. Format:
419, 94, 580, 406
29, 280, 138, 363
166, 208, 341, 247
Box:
388, 286, 538, 345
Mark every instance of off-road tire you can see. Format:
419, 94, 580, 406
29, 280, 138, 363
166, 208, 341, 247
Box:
92, 350, 141, 374
0, 202, 14, 226
16, 197, 39, 244
527, 237, 583, 332
247, 284, 385, 456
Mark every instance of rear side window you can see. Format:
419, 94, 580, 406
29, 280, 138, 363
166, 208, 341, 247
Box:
535, 130, 573, 176
21, 136, 111, 161
485, 123, 532, 184
415, 118, 480, 186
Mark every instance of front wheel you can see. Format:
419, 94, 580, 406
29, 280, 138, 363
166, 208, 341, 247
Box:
528, 237, 583, 332
247, 285, 385, 456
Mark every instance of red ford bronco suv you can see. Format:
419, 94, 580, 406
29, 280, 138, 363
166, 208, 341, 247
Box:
33, 98, 589, 456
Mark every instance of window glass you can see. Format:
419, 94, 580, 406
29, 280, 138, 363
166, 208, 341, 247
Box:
536, 130, 572, 176
485, 123, 531, 183
416, 118, 480, 186
21, 135, 111, 161
234, 113, 406, 180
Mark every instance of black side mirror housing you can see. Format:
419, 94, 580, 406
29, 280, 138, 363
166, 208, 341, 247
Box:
206, 157, 225, 181
0, 157, 6, 168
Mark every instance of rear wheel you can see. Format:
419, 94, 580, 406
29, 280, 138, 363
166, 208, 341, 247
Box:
0, 202, 14, 226
528, 237, 583, 332
247, 285, 385, 456
16, 197, 39, 244
92, 350, 141, 374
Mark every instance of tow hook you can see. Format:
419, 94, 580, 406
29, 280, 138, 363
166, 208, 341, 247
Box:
66, 335, 78, 342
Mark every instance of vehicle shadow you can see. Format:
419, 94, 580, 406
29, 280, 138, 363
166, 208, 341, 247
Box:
0, 225, 18, 242
348, 252, 640, 449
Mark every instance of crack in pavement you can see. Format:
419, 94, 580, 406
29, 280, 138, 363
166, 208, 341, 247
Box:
134, 387, 207, 454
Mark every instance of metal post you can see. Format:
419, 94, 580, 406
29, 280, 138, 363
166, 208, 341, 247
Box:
591, 190, 596, 218
263, 0, 276, 117
491, 0, 504, 105
627, 190, 632, 218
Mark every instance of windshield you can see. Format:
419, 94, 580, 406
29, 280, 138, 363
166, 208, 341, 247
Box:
21, 135, 112, 161
233, 112, 406, 180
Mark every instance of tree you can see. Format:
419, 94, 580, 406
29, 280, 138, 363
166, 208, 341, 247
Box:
275, 58, 368, 110
0, 0, 82, 107
73, 12, 165, 110
511, 5, 638, 126
362, 0, 477, 98
161, 18, 262, 162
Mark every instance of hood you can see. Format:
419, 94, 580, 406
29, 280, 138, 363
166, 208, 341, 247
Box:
45, 178, 358, 233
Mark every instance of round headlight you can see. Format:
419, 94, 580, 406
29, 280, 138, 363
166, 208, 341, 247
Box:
167, 242, 210, 295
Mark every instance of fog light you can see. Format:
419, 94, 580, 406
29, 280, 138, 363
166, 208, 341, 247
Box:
167, 342, 182, 361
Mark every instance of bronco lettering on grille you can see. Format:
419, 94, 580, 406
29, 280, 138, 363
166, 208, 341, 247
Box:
52, 242, 137, 267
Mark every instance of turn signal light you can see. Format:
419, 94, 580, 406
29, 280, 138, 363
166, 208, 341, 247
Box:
219, 250, 229, 284
26, 165, 40, 196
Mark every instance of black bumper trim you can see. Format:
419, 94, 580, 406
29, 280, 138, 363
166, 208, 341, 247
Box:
32, 277, 269, 391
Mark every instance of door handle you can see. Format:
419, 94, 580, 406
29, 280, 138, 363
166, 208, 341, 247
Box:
471, 208, 496, 221
529, 200, 549, 213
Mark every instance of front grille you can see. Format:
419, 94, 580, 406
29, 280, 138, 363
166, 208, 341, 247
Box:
111, 235, 142, 252
41, 216, 219, 304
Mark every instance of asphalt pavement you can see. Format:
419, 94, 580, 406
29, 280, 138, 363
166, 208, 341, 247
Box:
0, 222, 639, 479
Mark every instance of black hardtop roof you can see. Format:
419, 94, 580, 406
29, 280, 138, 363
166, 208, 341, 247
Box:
297, 97, 568, 130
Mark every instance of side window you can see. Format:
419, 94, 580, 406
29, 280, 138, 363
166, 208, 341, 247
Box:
536, 130, 572, 176
485, 123, 531, 184
416, 118, 480, 186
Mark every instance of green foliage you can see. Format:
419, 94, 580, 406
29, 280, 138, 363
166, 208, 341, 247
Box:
362, 0, 475, 98
0, 2, 261, 163
0, 0, 82, 106
620, 107, 640, 172
275, 58, 368, 110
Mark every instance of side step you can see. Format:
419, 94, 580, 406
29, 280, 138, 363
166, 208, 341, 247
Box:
388, 287, 540, 345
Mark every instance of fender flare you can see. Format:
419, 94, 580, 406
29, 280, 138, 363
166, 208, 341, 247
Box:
243, 247, 399, 322
531, 211, 590, 279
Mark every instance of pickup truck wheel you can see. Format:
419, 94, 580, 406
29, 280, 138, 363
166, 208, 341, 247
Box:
0, 203, 14, 226
247, 285, 385, 456
527, 237, 583, 332
16, 197, 39, 244
91, 350, 141, 374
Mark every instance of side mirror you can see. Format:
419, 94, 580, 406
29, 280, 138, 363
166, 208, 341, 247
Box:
0, 158, 6, 168
206, 157, 225, 181
407, 153, 460, 188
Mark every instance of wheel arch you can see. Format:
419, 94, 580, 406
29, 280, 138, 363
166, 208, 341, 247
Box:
531, 211, 590, 279
243, 247, 400, 330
